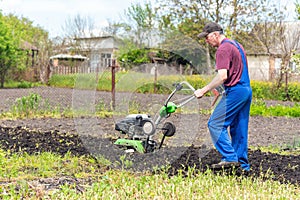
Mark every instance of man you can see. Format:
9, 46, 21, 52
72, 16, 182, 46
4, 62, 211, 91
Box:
194, 22, 252, 171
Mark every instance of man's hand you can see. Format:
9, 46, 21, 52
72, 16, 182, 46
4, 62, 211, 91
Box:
194, 88, 206, 98
194, 69, 227, 99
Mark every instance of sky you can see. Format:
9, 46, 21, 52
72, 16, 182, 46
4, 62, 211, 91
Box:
0, 0, 137, 38
0, 0, 297, 39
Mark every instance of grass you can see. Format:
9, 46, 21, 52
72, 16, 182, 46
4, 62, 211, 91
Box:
251, 137, 300, 156
47, 73, 300, 101
48, 72, 209, 94
250, 99, 300, 117
3, 80, 42, 88
1, 89, 300, 120
0, 149, 299, 199
0, 151, 103, 181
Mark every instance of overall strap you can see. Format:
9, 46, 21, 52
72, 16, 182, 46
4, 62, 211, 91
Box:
221, 39, 250, 86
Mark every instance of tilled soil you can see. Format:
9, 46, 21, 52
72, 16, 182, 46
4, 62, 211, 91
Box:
0, 87, 300, 192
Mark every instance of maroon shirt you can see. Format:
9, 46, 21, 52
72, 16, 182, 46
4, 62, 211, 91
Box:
215, 38, 246, 87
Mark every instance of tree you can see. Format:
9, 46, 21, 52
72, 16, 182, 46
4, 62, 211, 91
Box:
111, 2, 206, 73
62, 14, 96, 39
0, 13, 25, 88
121, 2, 157, 47
156, 0, 285, 37
116, 39, 151, 70
0, 13, 52, 85
296, 1, 300, 20
154, 0, 287, 74
293, 1, 300, 71
102, 20, 130, 36
60, 14, 99, 60
105, 2, 158, 70
241, 1, 299, 100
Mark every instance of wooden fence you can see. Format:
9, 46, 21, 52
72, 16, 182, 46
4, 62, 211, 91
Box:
52, 59, 112, 75
52, 65, 91, 74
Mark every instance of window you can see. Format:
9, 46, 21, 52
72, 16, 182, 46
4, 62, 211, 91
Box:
101, 53, 112, 67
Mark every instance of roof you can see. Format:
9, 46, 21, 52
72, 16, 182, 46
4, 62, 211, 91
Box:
20, 41, 38, 51
74, 35, 114, 40
50, 54, 88, 61
74, 36, 119, 50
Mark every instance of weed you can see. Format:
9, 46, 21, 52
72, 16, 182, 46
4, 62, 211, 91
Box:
128, 98, 142, 113
119, 155, 133, 170
95, 100, 108, 112
94, 155, 112, 166
11, 93, 41, 117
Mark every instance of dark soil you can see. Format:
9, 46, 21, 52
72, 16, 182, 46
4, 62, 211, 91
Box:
0, 87, 300, 192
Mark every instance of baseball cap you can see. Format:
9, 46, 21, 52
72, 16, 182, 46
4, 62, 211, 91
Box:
197, 22, 223, 38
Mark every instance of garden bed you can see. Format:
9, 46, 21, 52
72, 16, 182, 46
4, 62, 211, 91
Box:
0, 87, 299, 192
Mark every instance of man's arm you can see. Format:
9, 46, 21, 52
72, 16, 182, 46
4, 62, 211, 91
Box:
194, 69, 227, 98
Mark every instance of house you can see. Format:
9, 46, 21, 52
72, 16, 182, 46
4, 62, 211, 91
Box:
20, 41, 39, 81
246, 53, 281, 81
74, 36, 120, 72
49, 36, 119, 76
244, 21, 300, 81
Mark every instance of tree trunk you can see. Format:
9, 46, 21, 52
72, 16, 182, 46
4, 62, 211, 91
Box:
0, 74, 4, 88
206, 45, 212, 74
277, 57, 291, 100
285, 66, 290, 100
269, 55, 276, 80
0, 66, 6, 88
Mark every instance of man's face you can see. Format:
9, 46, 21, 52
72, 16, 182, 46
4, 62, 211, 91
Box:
205, 31, 219, 47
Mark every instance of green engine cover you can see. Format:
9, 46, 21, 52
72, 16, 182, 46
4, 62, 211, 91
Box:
114, 139, 145, 153
159, 102, 177, 117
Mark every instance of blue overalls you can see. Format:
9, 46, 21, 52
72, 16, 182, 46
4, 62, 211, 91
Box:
208, 39, 252, 171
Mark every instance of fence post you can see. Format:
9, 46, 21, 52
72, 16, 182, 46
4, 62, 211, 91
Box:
154, 62, 158, 93
111, 59, 116, 110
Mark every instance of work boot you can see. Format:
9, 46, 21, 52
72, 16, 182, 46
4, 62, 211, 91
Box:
211, 161, 240, 169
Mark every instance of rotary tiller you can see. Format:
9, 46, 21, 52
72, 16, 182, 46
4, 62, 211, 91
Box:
114, 81, 196, 153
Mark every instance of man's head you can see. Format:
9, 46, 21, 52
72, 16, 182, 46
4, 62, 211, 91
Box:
198, 22, 225, 47
198, 22, 223, 38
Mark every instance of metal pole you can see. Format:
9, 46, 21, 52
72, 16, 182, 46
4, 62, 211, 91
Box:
154, 61, 157, 93
111, 59, 116, 110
